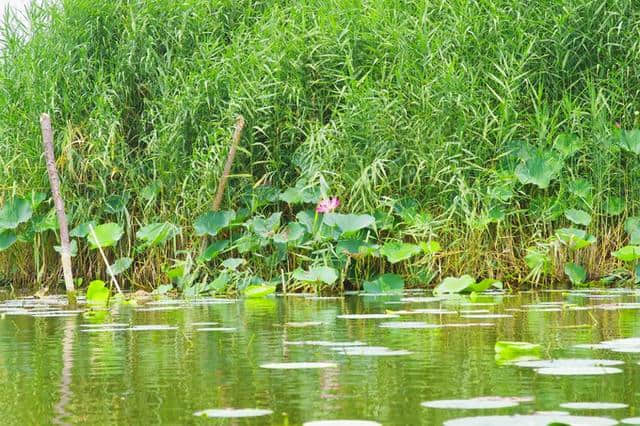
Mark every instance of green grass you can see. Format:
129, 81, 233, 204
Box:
1, 0, 640, 290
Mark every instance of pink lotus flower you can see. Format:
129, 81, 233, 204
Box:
316, 197, 340, 213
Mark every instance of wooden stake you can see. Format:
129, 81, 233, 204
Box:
213, 115, 245, 211
40, 113, 75, 300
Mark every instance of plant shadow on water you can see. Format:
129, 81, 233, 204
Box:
0, 291, 639, 424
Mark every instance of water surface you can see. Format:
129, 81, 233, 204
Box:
1, 290, 640, 425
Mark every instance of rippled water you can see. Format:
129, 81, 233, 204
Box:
2, 290, 640, 424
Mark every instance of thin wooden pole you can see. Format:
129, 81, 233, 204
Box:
213, 115, 245, 211
40, 113, 75, 301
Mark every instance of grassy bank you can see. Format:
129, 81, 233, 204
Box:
2, 0, 640, 293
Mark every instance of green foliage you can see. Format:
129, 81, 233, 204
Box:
194, 211, 235, 237
433, 275, 476, 295
87, 223, 124, 249
247, 213, 281, 239
54, 240, 78, 257
323, 213, 375, 234
555, 228, 596, 250
292, 266, 338, 285
380, 242, 422, 264
136, 222, 180, 248
524, 249, 551, 275
199, 240, 229, 262
515, 149, 563, 189
605, 197, 624, 216
553, 133, 581, 158
272, 222, 305, 244
362, 274, 404, 294
336, 239, 379, 259
468, 278, 503, 293
612, 246, 640, 263
0, 198, 32, 230
564, 209, 591, 226
244, 284, 276, 298
278, 181, 320, 204
109, 257, 133, 275
624, 217, 640, 244
420, 241, 442, 255
221, 258, 246, 271
0, 231, 17, 251
494, 341, 541, 362
2, 0, 640, 291
70, 221, 97, 238
616, 129, 640, 155
564, 263, 587, 285
86, 280, 110, 307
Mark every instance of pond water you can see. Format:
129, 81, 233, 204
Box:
2, 290, 640, 425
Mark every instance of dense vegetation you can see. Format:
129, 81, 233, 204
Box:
2, 0, 640, 293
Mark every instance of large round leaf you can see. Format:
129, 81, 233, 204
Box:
244, 284, 276, 298
515, 150, 563, 189
564, 262, 586, 285
564, 209, 591, 226
433, 275, 476, 295
0, 197, 32, 230
323, 213, 375, 234
70, 221, 97, 238
87, 223, 124, 249
363, 274, 404, 293
380, 242, 421, 263
0, 231, 17, 251
556, 228, 596, 250
194, 211, 235, 237
292, 266, 338, 285
136, 222, 180, 247
199, 240, 229, 262
617, 129, 640, 155
86, 280, 110, 307
612, 245, 640, 263
247, 212, 281, 238
109, 257, 133, 275
273, 222, 306, 244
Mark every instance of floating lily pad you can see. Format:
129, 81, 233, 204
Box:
284, 321, 323, 327
129, 325, 178, 331
337, 314, 400, 319
81, 327, 129, 333
559, 402, 627, 410
80, 323, 129, 328
197, 327, 236, 332
331, 346, 411, 356
379, 321, 440, 329
260, 362, 338, 369
303, 421, 381, 426
284, 341, 365, 347
193, 408, 273, 418
535, 367, 622, 376
461, 314, 513, 319
444, 414, 618, 426
421, 396, 531, 409
514, 359, 624, 368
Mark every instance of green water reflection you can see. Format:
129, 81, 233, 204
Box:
1, 291, 640, 425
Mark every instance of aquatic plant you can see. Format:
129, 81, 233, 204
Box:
2, 0, 640, 291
